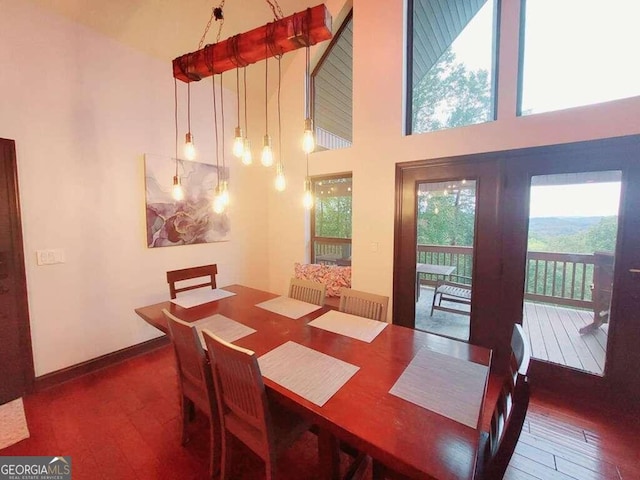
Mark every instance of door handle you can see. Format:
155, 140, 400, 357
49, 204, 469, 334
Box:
630, 269, 640, 274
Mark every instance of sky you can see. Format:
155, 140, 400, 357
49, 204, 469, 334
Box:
529, 182, 621, 218
450, 0, 640, 114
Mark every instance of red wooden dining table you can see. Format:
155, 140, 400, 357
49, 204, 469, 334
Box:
134, 284, 492, 480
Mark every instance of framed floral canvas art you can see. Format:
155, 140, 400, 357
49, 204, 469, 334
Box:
144, 154, 229, 247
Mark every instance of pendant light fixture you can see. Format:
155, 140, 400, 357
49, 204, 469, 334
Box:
212, 71, 226, 214
241, 67, 253, 165
219, 72, 230, 207
261, 38, 274, 167
232, 67, 245, 158
172, 78, 185, 201
302, 43, 315, 154
274, 55, 286, 191
184, 80, 196, 160
171, 3, 334, 204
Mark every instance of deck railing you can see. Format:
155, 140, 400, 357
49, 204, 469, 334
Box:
313, 238, 352, 265
417, 245, 603, 309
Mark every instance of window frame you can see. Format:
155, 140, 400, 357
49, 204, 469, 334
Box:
310, 172, 353, 265
406, 0, 501, 135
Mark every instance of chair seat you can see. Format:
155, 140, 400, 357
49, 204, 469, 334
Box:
437, 283, 472, 300
431, 281, 472, 316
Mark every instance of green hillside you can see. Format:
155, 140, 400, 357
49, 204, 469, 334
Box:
528, 216, 617, 253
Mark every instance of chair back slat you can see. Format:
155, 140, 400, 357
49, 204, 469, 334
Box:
288, 278, 326, 306
339, 288, 389, 322
478, 323, 532, 480
167, 264, 218, 299
164, 309, 208, 391
203, 330, 272, 451
511, 323, 531, 376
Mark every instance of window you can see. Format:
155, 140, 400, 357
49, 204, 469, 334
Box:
408, 0, 497, 134
312, 11, 353, 151
519, 0, 640, 116
311, 174, 352, 265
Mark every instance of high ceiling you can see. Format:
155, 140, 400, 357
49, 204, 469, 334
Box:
28, 0, 324, 62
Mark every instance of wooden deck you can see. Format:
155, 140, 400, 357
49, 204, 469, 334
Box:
415, 287, 608, 376
523, 302, 608, 376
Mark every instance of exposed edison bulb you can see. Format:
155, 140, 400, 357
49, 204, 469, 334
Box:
220, 180, 230, 206
302, 118, 315, 154
261, 134, 273, 167
232, 127, 244, 158
241, 138, 252, 165
303, 178, 313, 209
184, 132, 196, 160
213, 185, 225, 214
172, 175, 184, 201
274, 164, 286, 192
213, 195, 225, 214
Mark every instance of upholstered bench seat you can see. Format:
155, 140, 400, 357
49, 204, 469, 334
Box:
294, 262, 351, 308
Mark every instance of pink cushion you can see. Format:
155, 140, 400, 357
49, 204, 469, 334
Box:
294, 263, 352, 297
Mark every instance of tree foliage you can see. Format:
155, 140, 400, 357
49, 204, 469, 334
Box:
315, 196, 352, 238
412, 48, 492, 133
417, 187, 476, 246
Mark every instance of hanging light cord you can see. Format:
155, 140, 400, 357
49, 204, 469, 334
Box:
212, 73, 220, 187
277, 56, 282, 167
305, 45, 311, 119
174, 78, 179, 174
243, 67, 249, 136
220, 72, 226, 176
187, 82, 192, 134
264, 45, 268, 135
236, 67, 241, 128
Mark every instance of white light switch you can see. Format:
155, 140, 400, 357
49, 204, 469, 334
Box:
36, 249, 66, 266
370, 242, 379, 252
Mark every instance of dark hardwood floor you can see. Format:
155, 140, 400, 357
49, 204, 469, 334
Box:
2, 344, 638, 479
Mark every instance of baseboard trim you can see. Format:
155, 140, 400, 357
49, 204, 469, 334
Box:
33, 335, 170, 392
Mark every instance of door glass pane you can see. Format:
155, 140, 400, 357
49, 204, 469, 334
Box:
415, 179, 476, 341
523, 171, 621, 376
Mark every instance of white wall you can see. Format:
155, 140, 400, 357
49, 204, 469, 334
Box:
264, 0, 640, 313
0, 2, 269, 376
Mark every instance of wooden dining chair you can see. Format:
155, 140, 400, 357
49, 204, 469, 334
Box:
163, 309, 220, 479
202, 329, 313, 480
339, 288, 389, 322
288, 277, 326, 306
167, 264, 218, 299
372, 324, 532, 480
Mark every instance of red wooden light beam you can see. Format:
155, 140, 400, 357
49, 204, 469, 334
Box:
173, 4, 332, 83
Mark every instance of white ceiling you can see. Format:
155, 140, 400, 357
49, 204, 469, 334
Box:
29, 0, 322, 62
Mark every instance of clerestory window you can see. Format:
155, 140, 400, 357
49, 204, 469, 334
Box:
407, 0, 498, 134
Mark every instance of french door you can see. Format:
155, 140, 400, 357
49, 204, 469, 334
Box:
393, 156, 503, 355
394, 135, 640, 400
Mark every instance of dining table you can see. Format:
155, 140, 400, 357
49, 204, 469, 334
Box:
134, 284, 492, 480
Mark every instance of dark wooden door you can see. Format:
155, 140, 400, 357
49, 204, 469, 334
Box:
393, 155, 506, 363
0, 138, 33, 403
500, 135, 640, 402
